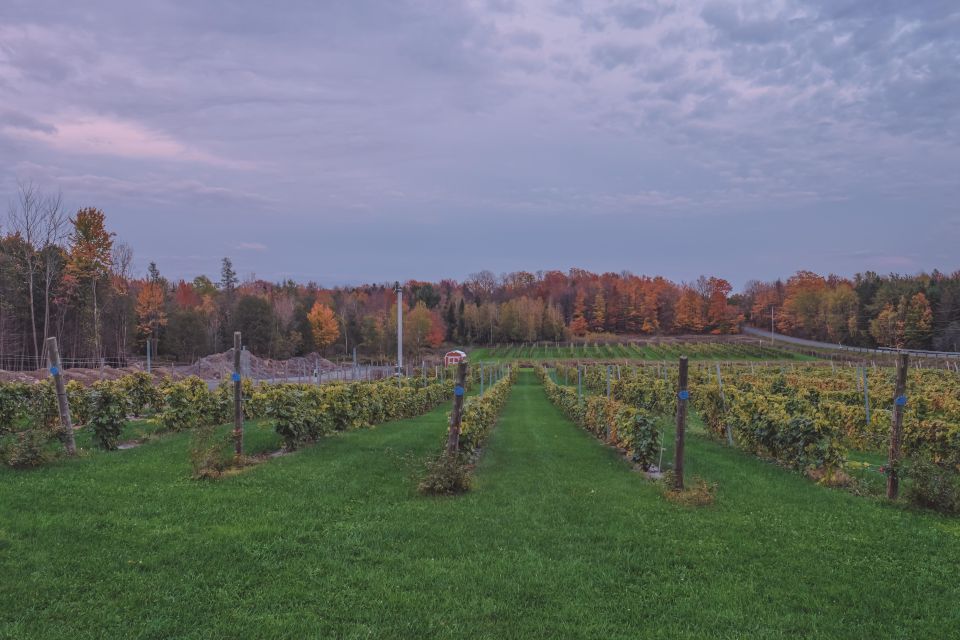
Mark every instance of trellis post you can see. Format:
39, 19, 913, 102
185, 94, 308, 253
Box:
673, 356, 689, 491
233, 332, 243, 457
445, 362, 468, 455
45, 337, 76, 455
887, 352, 909, 500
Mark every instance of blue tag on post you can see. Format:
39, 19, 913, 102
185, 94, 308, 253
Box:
232, 372, 241, 382
454, 385, 465, 397
49, 366, 59, 376
895, 395, 907, 407
678, 390, 690, 400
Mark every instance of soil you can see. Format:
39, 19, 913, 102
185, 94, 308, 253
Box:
0, 348, 336, 386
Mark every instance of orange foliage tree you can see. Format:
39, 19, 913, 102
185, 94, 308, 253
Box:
569, 290, 589, 336
673, 287, 705, 333
136, 281, 167, 356
307, 301, 340, 352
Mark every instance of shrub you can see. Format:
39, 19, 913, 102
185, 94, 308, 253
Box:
418, 452, 471, 495
660, 472, 718, 507
189, 423, 233, 479
905, 451, 960, 514
1, 428, 57, 468
88, 381, 127, 450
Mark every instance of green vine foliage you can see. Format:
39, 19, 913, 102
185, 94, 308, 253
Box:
0, 382, 32, 435
456, 367, 516, 457
28, 381, 60, 431
118, 372, 163, 417
266, 378, 453, 450
537, 367, 660, 471
159, 377, 217, 432
88, 381, 127, 450
66, 380, 92, 426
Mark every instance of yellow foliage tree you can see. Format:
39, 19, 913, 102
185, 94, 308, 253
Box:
307, 301, 340, 352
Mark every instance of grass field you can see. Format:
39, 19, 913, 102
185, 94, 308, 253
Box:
468, 341, 807, 362
2, 371, 957, 638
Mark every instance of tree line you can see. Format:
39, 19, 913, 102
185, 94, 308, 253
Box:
3, 184, 957, 368
740, 270, 960, 351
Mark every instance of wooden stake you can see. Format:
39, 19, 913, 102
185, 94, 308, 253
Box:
445, 362, 468, 455
716, 362, 732, 446
233, 332, 243, 457
887, 352, 909, 500
863, 367, 871, 426
45, 337, 76, 455
674, 356, 688, 491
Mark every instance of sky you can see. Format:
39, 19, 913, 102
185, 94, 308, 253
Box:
1, 0, 958, 290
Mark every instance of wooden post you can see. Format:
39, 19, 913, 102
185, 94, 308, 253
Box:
45, 337, 76, 455
480, 365, 485, 395
887, 352, 909, 500
863, 367, 871, 426
233, 332, 243, 458
673, 356, 689, 491
716, 362, 733, 446
605, 365, 612, 441
445, 362, 468, 455
577, 366, 582, 400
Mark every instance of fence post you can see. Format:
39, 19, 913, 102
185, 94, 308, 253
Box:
45, 336, 76, 455
445, 362, 468, 455
480, 364, 485, 395
233, 332, 243, 457
577, 365, 582, 400
887, 352, 909, 500
674, 356, 689, 491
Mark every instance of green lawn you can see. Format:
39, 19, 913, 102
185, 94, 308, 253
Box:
1, 371, 958, 638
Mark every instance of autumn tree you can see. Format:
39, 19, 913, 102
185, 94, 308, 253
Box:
903, 292, 933, 349
307, 301, 340, 353
590, 291, 607, 332
673, 287, 705, 333
569, 290, 589, 336
64, 208, 114, 360
406, 301, 444, 359
705, 277, 740, 334
136, 281, 167, 357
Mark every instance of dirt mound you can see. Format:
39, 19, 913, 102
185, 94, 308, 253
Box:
0, 362, 169, 385
177, 349, 336, 381
0, 349, 337, 386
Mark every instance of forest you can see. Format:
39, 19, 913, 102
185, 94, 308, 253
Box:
2, 183, 958, 368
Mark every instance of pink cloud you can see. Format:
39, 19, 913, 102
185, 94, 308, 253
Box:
3, 114, 252, 169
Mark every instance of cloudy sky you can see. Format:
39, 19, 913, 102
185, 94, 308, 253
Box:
1, 0, 957, 288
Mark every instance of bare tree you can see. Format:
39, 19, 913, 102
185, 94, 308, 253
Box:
7, 180, 66, 363
40, 191, 68, 359
111, 241, 134, 359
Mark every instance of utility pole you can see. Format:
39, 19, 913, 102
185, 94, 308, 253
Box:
395, 284, 403, 378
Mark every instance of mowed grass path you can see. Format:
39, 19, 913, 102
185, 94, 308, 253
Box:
2, 371, 959, 638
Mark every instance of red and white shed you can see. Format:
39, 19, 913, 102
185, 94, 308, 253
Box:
444, 350, 467, 366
